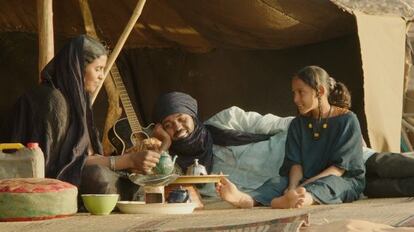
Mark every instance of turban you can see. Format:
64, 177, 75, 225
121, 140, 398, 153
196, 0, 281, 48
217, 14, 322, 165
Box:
152, 92, 213, 173
153, 92, 198, 123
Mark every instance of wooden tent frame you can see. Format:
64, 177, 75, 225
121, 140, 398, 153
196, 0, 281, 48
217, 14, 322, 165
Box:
37, 0, 54, 78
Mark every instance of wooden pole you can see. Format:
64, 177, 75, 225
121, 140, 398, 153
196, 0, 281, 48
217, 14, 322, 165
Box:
91, 0, 147, 104
78, 0, 98, 38
37, 0, 54, 81
79, 0, 122, 155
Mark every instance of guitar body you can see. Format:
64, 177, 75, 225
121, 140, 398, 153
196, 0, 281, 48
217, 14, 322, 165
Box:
108, 118, 132, 155
106, 66, 152, 155
108, 118, 153, 155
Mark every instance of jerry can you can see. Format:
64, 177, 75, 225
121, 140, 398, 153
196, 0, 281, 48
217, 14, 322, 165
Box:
0, 143, 45, 179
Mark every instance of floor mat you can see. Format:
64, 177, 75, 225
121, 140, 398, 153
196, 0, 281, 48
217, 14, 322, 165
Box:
130, 213, 309, 232
305, 219, 414, 232
396, 215, 414, 227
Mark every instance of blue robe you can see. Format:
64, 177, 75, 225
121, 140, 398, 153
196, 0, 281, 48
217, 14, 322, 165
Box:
281, 111, 365, 204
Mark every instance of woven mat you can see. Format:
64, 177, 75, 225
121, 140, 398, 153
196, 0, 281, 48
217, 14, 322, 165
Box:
304, 219, 414, 232
3, 197, 414, 232
130, 213, 309, 232
397, 215, 414, 227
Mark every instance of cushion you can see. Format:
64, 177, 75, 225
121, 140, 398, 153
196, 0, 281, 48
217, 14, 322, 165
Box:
0, 178, 78, 221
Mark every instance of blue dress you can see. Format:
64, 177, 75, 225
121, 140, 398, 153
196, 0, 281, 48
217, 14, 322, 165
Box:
280, 111, 366, 204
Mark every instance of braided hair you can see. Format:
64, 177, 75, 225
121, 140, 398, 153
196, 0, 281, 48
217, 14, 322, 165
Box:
295, 65, 351, 110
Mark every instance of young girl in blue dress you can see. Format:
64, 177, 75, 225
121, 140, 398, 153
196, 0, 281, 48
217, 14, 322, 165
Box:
271, 65, 365, 208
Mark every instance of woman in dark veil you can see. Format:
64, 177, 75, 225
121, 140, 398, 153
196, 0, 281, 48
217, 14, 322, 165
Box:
2, 35, 160, 200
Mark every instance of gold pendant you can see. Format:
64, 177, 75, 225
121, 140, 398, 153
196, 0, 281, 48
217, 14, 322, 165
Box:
308, 123, 313, 128
322, 123, 327, 129
314, 132, 319, 138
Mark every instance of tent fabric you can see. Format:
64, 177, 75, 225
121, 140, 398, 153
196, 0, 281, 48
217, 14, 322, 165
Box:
113, 35, 365, 124
0, 0, 354, 51
354, 11, 406, 152
0, 0, 410, 153
332, 0, 414, 20
0, 0, 411, 52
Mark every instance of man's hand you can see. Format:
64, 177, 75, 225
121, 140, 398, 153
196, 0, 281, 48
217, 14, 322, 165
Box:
126, 150, 160, 174
152, 123, 172, 151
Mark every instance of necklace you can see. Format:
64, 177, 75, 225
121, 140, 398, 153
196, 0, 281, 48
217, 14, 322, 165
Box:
308, 105, 332, 140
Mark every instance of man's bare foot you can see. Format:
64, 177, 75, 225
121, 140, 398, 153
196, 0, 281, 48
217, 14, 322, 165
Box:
216, 177, 254, 208
271, 187, 307, 209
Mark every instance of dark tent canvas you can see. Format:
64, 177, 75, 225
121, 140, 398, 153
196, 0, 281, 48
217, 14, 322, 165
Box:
0, 0, 412, 153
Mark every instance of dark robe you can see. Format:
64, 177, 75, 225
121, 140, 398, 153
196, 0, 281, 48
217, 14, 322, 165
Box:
2, 35, 102, 187
281, 112, 365, 204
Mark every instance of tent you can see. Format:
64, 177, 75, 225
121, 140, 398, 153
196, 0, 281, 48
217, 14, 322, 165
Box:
0, 0, 411, 153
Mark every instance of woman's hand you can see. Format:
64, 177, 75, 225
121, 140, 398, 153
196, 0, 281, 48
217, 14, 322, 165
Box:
126, 150, 161, 174
152, 123, 172, 151
86, 151, 160, 174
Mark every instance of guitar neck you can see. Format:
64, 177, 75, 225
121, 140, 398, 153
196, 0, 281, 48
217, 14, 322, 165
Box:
110, 65, 143, 133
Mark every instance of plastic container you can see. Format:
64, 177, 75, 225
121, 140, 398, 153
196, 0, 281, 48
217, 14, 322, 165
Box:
0, 143, 45, 179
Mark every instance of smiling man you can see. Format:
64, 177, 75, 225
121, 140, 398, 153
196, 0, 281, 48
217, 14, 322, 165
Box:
162, 113, 195, 141
151, 91, 296, 208
152, 92, 214, 173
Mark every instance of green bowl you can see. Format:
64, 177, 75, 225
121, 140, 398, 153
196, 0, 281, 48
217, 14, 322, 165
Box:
81, 194, 119, 215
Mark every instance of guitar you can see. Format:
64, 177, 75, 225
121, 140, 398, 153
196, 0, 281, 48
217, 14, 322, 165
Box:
107, 66, 152, 155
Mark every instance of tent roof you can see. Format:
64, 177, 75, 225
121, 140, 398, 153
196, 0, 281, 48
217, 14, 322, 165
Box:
1, 0, 412, 51
0, 0, 356, 51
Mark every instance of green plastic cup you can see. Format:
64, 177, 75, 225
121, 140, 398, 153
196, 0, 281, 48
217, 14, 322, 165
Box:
81, 194, 119, 215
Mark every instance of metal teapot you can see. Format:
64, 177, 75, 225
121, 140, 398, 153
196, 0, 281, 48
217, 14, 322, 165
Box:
154, 151, 177, 175
186, 159, 208, 176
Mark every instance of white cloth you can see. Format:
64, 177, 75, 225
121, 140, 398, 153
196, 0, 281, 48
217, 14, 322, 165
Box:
203, 106, 293, 195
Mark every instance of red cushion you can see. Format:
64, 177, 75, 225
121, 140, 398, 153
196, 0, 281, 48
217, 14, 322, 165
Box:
0, 178, 77, 221
0, 178, 75, 193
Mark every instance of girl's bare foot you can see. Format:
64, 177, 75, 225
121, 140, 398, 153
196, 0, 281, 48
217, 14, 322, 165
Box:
216, 177, 254, 208
293, 187, 307, 208
296, 187, 314, 207
271, 188, 306, 209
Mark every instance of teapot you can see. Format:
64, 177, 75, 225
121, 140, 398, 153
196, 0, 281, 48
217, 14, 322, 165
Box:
186, 159, 208, 176
167, 186, 190, 203
154, 151, 177, 175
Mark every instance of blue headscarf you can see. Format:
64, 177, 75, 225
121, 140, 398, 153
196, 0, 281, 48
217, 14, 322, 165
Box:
153, 92, 214, 173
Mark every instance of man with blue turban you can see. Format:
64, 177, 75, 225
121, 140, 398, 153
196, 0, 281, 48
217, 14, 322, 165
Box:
152, 92, 214, 173
152, 91, 292, 208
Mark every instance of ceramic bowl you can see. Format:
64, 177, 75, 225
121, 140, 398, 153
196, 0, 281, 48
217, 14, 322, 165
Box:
117, 201, 197, 214
81, 194, 119, 215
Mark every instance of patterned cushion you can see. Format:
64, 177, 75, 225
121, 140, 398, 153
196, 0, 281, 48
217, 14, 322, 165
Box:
0, 178, 78, 221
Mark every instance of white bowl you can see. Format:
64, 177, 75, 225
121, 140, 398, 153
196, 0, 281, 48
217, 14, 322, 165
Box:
117, 201, 196, 214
